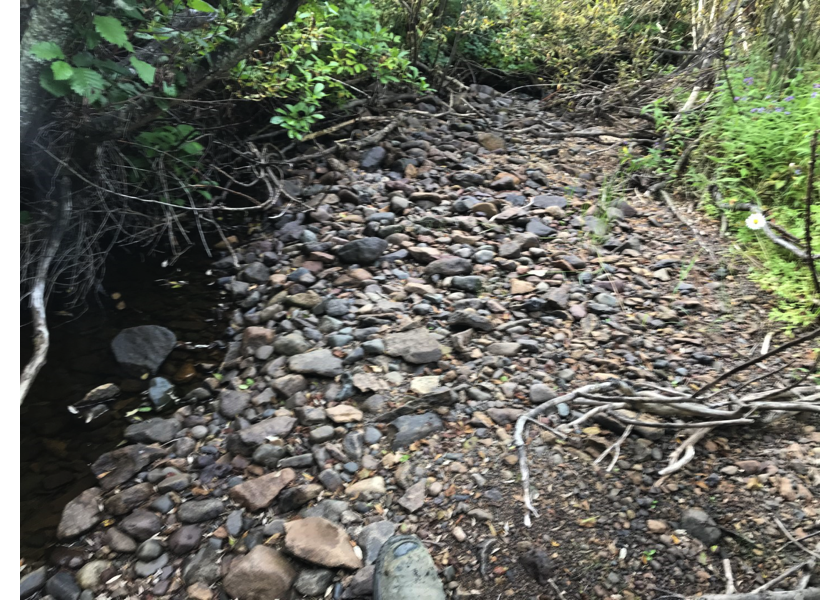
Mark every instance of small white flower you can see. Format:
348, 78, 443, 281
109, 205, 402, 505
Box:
746, 213, 766, 230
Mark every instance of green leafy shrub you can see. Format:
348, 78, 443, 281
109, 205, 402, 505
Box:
232, 0, 430, 139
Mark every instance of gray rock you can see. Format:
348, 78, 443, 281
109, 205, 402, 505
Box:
486, 342, 520, 356
451, 276, 484, 293
398, 480, 426, 513
529, 383, 555, 403
301, 499, 349, 524
57, 488, 101, 541
137, 539, 165, 561
134, 553, 169, 578
526, 219, 555, 237
147, 376, 176, 411
390, 413, 444, 449
357, 520, 396, 564
168, 524, 203, 555
544, 288, 569, 308
183, 546, 220, 586
360, 146, 387, 170
46, 571, 81, 600
227, 416, 297, 455
288, 349, 343, 377
178, 499, 225, 523
336, 237, 389, 265
253, 444, 286, 468
278, 484, 324, 512
20, 567, 46, 598
111, 325, 177, 377
383, 329, 442, 364
532, 195, 567, 208
241, 262, 270, 283
425, 257, 473, 277
274, 332, 312, 356
91, 444, 166, 491
309, 425, 336, 444
124, 417, 180, 444
343, 430, 365, 460
448, 309, 494, 331
120, 509, 162, 541
680, 508, 722, 546
345, 564, 375, 597
318, 469, 344, 492
295, 567, 334, 596
219, 390, 250, 419
104, 528, 137, 553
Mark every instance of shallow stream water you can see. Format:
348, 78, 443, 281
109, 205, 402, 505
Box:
20, 247, 228, 563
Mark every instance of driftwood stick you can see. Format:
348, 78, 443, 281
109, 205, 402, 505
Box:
514, 381, 619, 525
657, 426, 713, 477
593, 425, 634, 472
21, 174, 71, 404
723, 558, 737, 594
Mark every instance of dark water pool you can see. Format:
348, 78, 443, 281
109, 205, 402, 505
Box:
20, 247, 228, 564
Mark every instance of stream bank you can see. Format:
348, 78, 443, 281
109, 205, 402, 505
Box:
20, 86, 819, 600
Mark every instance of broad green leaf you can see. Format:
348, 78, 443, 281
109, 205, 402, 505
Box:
39, 68, 71, 97
114, 0, 144, 19
94, 15, 133, 51
129, 56, 156, 85
30, 41, 64, 60
69, 68, 108, 100
180, 141, 203, 155
162, 82, 177, 97
51, 61, 74, 81
72, 52, 95, 67
188, 0, 216, 12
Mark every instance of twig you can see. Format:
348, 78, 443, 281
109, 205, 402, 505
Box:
656, 426, 712, 477
774, 517, 820, 559
691, 329, 820, 398
723, 558, 737, 594
780, 531, 820, 551
751, 561, 816, 593
593, 425, 634, 472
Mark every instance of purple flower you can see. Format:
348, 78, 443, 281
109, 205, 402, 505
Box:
757, 108, 765, 113
795, 169, 802, 175
765, 94, 772, 99
744, 77, 754, 85
750, 108, 759, 113
813, 83, 820, 89
784, 111, 791, 115
733, 96, 741, 101
775, 107, 783, 112
784, 96, 794, 101
812, 91, 819, 98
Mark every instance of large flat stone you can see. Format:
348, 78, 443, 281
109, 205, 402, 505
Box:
383, 329, 442, 364
284, 517, 362, 569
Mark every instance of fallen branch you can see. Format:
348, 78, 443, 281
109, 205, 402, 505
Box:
593, 424, 633, 472
21, 174, 71, 404
692, 328, 820, 399
723, 558, 737, 594
696, 589, 819, 600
